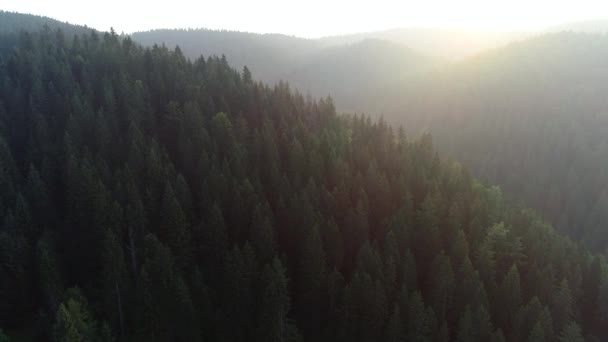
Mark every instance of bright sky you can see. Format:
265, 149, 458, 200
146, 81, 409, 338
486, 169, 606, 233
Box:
2, 0, 608, 37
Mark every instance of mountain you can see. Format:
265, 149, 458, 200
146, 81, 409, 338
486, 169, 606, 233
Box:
131, 28, 322, 83
319, 28, 529, 60
280, 39, 435, 112
131, 28, 436, 111
0, 10, 92, 36
376, 32, 608, 252
139, 25, 608, 256
1, 23, 608, 342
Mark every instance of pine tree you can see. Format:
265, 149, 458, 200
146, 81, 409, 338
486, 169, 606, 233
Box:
25, 165, 52, 230
551, 278, 574, 334
428, 252, 455, 321
473, 305, 494, 341
250, 201, 276, 262
0, 329, 8, 342
498, 264, 522, 332
197, 203, 228, 274
596, 275, 608, 335
449, 229, 469, 267
408, 291, 433, 342
456, 306, 474, 342
172, 276, 201, 341
558, 321, 584, 342
256, 258, 292, 342
297, 225, 326, 336
159, 184, 191, 269
386, 305, 403, 342
36, 232, 62, 318
527, 322, 546, 342
13, 194, 33, 238
414, 192, 441, 267
101, 228, 127, 337
53, 289, 97, 342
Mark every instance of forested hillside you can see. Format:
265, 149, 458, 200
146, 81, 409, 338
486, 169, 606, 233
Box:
0, 11, 91, 36
1, 26, 608, 342
131, 25, 608, 256
317, 28, 528, 60
377, 32, 608, 253
131, 28, 321, 83
131, 29, 435, 111
279, 39, 432, 112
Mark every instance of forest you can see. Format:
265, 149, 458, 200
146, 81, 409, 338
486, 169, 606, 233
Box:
377, 32, 608, 253
129, 21, 608, 256
0, 19, 608, 342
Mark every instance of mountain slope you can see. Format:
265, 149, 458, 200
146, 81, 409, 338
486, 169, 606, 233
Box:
1, 25, 608, 342
131, 28, 322, 83
377, 32, 608, 252
0, 10, 92, 36
281, 39, 434, 111
319, 27, 529, 60
131, 28, 436, 112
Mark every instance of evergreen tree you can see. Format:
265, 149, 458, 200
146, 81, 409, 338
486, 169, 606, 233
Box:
256, 258, 294, 342
0, 329, 8, 342
551, 278, 574, 334
497, 264, 522, 332
386, 305, 403, 342
101, 228, 127, 337
53, 289, 97, 342
159, 184, 191, 270
456, 306, 474, 342
527, 322, 546, 342
558, 321, 585, 342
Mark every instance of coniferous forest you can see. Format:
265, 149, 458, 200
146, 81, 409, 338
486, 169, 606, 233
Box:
132, 27, 608, 256
1, 20, 608, 342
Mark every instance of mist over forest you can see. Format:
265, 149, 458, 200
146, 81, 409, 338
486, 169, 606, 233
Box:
1, 9, 608, 342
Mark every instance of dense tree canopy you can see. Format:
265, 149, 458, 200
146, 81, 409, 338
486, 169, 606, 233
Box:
0, 24, 607, 342
133, 25, 608, 256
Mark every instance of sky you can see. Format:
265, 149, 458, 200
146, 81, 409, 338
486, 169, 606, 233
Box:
2, 0, 608, 37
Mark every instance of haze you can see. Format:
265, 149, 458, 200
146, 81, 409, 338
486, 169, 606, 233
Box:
6, 3, 608, 342
4, 0, 608, 37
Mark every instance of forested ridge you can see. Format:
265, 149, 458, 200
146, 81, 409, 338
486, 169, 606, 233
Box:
131, 28, 435, 113
131, 19, 608, 256
0, 11, 91, 37
5, 11, 608, 257
0, 26, 608, 342
377, 32, 608, 253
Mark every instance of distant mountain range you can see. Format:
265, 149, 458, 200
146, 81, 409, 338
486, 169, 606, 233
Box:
131, 29, 438, 112
317, 28, 529, 60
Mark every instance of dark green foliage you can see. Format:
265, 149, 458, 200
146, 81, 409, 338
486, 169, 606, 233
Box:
0, 25, 607, 342
0, 329, 8, 342
53, 288, 102, 342
558, 321, 585, 342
